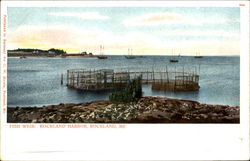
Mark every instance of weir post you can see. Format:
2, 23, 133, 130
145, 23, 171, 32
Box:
182, 66, 184, 85
72, 72, 75, 87
77, 72, 79, 87
146, 71, 148, 83
66, 70, 69, 86
153, 70, 155, 83
160, 72, 162, 84
166, 65, 169, 83
61, 74, 63, 85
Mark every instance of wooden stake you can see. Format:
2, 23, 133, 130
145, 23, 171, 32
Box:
72, 73, 75, 87
147, 71, 148, 83
77, 72, 79, 87
182, 66, 184, 85
166, 66, 169, 83
61, 74, 63, 85
67, 70, 69, 86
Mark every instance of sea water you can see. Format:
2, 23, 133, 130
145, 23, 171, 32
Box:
7, 56, 239, 107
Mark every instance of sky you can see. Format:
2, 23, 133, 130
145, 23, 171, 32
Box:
7, 7, 240, 55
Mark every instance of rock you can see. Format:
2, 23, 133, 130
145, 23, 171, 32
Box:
31, 119, 37, 123
194, 104, 202, 109
211, 113, 218, 117
200, 114, 208, 119
7, 96, 239, 123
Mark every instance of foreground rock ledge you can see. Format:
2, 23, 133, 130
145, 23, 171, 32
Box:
7, 97, 239, 123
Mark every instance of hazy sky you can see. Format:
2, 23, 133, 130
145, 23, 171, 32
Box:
8, 7, 240, 55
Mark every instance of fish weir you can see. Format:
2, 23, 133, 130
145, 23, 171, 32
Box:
65, 68, 200, 91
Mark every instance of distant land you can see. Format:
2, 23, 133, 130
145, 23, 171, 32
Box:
7, 48, 96, 58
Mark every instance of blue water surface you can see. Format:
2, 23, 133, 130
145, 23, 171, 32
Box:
7, 56, 240, 107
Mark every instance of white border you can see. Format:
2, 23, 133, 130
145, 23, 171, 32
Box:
0, 2, 8, 161
3, 0, 246, 7
1, 1, 249, 160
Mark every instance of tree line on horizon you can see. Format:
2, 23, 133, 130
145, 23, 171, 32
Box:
10, 48, 67, 55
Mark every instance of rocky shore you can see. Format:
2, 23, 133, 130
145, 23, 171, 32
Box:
7, 97, 239, 123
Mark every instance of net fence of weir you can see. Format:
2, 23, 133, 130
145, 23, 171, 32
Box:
66, 67, 200, 91
67, 68, 199, 84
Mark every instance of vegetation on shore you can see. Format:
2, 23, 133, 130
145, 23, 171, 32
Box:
8, 48, 97, 57
109, 77, 142, 103
10, 48, 66, 55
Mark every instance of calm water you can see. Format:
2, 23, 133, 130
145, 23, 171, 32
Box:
7, 56, 240, 107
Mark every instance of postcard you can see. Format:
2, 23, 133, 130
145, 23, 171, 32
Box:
1, 0, 249, 160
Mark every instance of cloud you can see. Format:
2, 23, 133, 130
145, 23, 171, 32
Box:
164, 29, 239, 39
8, 25, 75, 47
123, 12, 239, 27
123, 12, 201, 26
48, 12, 109, 20
7, 25, 239, 55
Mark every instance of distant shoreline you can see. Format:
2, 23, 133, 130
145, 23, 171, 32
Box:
7, 55, 98, 58
7, 55, 240, 57
7, 49, 98, 58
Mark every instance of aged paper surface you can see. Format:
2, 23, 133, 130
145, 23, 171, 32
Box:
0, 0, 249, 160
